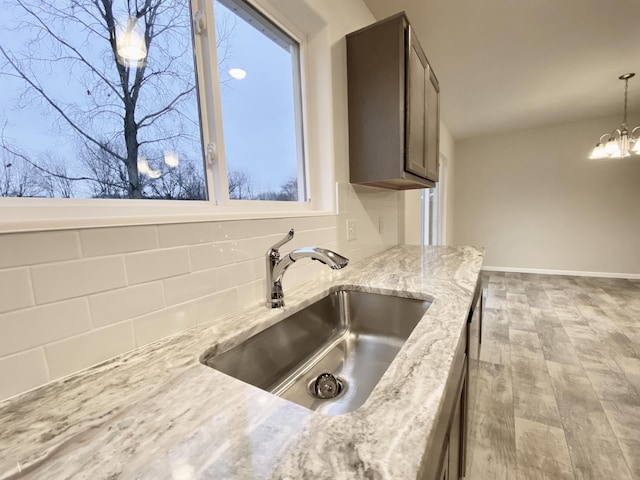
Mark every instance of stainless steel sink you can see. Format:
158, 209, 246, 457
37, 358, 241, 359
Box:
200, 289, 431, 415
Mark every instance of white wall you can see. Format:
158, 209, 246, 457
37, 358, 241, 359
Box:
453, 115, 640, 276
0, 0, 402, 401
402, 190, 422, 245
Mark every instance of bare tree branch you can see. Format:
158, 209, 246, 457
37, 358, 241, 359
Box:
1, 142, 122, 188
137, 86, 196, 128
0, 45, 126, 162
15, 0, 122, 100
1, 0, 208, 199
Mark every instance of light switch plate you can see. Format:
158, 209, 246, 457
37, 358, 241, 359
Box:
346, 219, 357, 241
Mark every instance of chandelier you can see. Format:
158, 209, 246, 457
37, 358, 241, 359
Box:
589, 73, 640, 159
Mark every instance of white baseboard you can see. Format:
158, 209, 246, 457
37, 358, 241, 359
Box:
481, 265, 640, 280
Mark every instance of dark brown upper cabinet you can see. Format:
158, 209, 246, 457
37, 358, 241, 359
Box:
346, 13, 440, 189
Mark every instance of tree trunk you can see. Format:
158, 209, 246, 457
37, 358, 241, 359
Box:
124, 109, 142, 198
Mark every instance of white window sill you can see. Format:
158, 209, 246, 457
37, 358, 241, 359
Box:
0, 197, 336, 233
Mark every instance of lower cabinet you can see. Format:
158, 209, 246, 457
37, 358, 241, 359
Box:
439, 444, 449, 480
465, 281, 483, 475
437, 359, 467, 480
448, 375, 465, 480
420, 277, 483, 480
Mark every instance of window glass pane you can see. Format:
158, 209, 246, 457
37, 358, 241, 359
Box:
214, 0, 305, 201
0, 0, 206, 200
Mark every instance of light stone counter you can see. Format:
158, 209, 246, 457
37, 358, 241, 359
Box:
0, 245, 484, 480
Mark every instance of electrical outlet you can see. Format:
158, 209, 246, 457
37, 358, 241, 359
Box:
346, 219, 357, 241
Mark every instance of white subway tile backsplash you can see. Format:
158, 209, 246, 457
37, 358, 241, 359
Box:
293, 228, 336, 248
322, 241, 340, 252
216, 262, 256, 290
189, 242, 235, 271
287, 260, 329, 288
191, 288, 241, 325
44, 322, 135, 379
31, 257, 127, 304
0, 298, 91, 357
80, 226, 158, 257
213, 219, 285, 241
0, 185, 399, 400
318, 227, 340, 246
125, 247, 190, 285
89, 282, 165, 328
238, 279, 267, 308
132, 304, 193, 346
289, 215, 336, 231
248, 258, 265, 282
234, 234, 281, 262
0, 348, 49, 401
0, 268, 34, 313
158, 223, 214, 248
163, 269, 217, 306
0, 231, 80, 268
237, 279, 264, 308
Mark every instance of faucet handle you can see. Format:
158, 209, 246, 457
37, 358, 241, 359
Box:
269, 228, 294, 253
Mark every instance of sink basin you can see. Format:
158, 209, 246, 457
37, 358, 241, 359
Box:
200, 288, 431, 415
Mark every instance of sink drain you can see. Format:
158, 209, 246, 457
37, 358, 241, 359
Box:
308, 373, 345, 399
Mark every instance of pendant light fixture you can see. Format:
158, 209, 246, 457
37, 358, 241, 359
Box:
589, 73, 640, 159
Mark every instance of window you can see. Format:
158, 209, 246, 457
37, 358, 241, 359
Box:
422, 184, 439, 246
422, 153, 446, 246
0, 0, 306, 204
0, 0, 206, 200
213, 0, 306, 202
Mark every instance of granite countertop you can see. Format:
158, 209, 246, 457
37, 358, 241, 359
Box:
0, 245, 484, 480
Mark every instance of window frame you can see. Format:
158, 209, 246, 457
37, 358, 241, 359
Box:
193, 0, 310, 207
0, 0, 334, 234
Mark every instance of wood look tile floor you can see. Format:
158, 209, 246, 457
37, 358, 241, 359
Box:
466, 272, 640, 480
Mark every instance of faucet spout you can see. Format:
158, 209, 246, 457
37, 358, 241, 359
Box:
266, 230, 349, 308
289, 247, 349, 269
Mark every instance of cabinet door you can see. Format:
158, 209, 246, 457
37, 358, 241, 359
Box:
405, 26, 428, 178
426, 67, 440, 181
465, 287, 482, 475
440, 444, 449, 480
448, 377, 465, 480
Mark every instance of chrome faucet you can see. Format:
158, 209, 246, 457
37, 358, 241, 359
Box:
266, 228, 349, 308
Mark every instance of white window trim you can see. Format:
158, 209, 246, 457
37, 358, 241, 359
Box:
0, 196, 337, 234
0, 0, 336, 234
196, 0, 309, 207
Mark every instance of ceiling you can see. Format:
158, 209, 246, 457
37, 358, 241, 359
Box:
361, 0, 640, 140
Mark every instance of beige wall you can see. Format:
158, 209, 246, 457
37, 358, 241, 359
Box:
453, 115, 640, 275
0, 0, 403, 401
